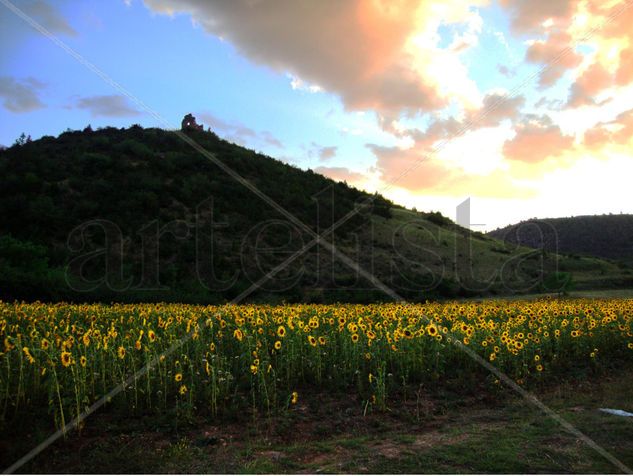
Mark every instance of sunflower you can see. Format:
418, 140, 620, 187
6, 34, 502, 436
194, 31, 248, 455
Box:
175, 372, 183, 382
536, 364, 543, 372
291, 391, 298, 404
22, 347, 35, 364
233, 329, 243, 342
277, 326, 286, 338
135, 340, 142, 351
148, 330, 156, 343
351, 333, 359, 343
117, 346, 126, 359
308, 335, 317, 347
318, 336, 326, 345
179, 385, 188, 395
4, 337, 14, 352
534, 355, 540, 362
61, 351, 72, 367
274, 340, 282, 350
80, 356, 87, 367
426, 323, 438, 336
250, 364, 258, 374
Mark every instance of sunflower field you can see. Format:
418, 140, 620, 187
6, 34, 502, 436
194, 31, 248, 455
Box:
1, 299, 632, 430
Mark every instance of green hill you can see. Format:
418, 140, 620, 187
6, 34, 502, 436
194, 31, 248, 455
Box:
0, 125, 626, 303
488, 215, 633, 266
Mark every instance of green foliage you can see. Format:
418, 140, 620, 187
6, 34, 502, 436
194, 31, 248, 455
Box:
542, 271, 575, 295
489, 215, 633, 266
0, 235, 67, 301
425, 211, 453, 228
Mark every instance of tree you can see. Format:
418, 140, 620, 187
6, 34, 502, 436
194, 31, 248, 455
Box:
542, 271, 575, 296
13, 133, 27, 147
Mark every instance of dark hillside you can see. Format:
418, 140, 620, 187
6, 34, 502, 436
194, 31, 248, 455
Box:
0, 125, 624, 303
488, 215, 633, 266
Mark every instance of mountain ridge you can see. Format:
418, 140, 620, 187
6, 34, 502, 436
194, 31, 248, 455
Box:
488, 214, 633, 265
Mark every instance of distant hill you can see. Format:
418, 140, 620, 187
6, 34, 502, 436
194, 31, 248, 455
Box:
488, 215, 633, 265
0, 124, 627, 303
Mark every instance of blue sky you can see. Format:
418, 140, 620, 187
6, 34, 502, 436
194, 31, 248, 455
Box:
2, 0, 633, 229
0, 0, 389, 174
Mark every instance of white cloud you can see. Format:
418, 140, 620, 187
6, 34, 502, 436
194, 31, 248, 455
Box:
0, 76, 46, 113
74, 95, 142, 117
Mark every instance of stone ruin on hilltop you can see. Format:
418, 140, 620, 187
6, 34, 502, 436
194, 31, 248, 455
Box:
181, 113, 204, 131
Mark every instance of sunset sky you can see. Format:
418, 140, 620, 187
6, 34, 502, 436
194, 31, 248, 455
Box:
1, 0, 632, 230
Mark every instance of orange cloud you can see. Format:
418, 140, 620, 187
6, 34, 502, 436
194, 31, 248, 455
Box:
144, 0, 484, 115
466, 93, 525, 127
582, 107, 633, 149
501, 0, 576, 32
567, 62, 613, 107
314, 166, 366, 184
503, 118, 574, 162
367, 143, 454, 191
525, 30, 582, 88
511, 0, 633, 107
367, 138, 533, 199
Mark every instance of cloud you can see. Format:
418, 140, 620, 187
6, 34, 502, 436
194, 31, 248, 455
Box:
497, 64, 515, 78
467, 93, 525, 127
305, 142, 338, 162
509, 0, 633, 108
367, 143, 453, 191
198, 112, 283, 149
0, 76, 46, 113
566, 62, 613, 107
394, 92, 524, 148
500, 0, 576, 32
143, 0, 485, 116
317, 146, 337, 161
314, 166, 366, 184
367, 141, 532, 199
525, 30, 583, 89
503, 116, 574, 162
288, 74, 322, 93
22, 0, 77, 36
582, 107, 633, 149
74, 94, 142, 117
448, 9, 483, 52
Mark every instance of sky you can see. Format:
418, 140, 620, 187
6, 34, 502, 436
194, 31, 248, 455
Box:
1, 0, 633, 230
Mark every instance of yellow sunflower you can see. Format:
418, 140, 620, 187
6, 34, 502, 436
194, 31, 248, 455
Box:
61, 351, 72, 367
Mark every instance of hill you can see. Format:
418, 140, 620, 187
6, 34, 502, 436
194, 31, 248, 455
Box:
488, 215, 633, 267
0, 124, 627, 303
